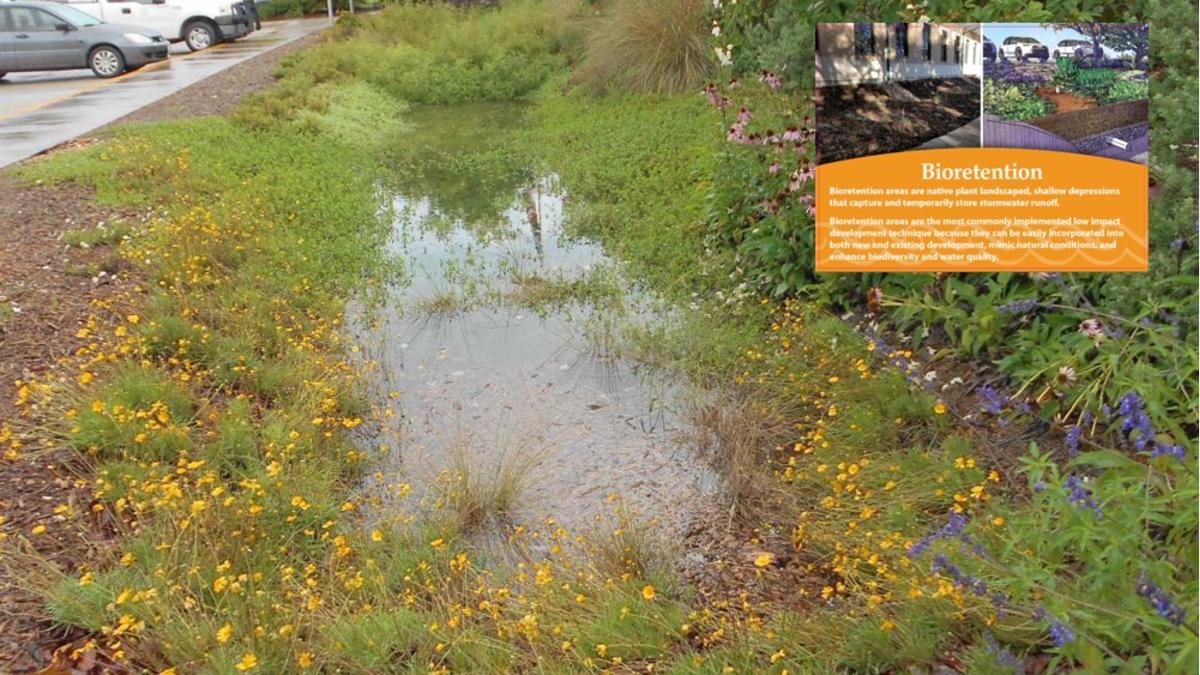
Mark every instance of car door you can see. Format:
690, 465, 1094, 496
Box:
0, 9, 19, 72
9, 6, 84, 71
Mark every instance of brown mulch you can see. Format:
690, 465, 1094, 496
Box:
0, 28, 326, 673
1033, 86, 1096, 113
817, 77, 981, 163
102, 31, 325, 128
0, 176, 150, 673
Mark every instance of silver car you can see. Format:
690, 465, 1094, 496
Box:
0, 1, 167, 79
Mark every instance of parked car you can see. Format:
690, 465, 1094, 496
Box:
982, 37, 995, 63
50, 0, 255, 52
0, 0, 167, 78
1000, 36, 1049, 63
1053, 38, 1096, 61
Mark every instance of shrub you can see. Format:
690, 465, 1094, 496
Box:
983, 78, 1052, 119
577, 0, 715, 94
1070, 67, 1117, 99
1103, 78, 1148, 103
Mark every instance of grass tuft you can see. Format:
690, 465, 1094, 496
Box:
578, 0, 716, 94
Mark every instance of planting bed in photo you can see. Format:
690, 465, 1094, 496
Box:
817, 77, 981, 163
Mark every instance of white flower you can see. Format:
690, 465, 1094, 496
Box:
714, 45, 733, 67
712, 22, 721, 37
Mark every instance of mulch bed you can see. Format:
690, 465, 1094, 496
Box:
0, 176, 151, 673
817, 77, 981, 164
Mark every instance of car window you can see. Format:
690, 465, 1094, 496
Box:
48, 5, 103, 26
4, 6, 61, 31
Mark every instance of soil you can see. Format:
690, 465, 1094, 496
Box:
0, 176, 149, 673
817, 77, 981, 164
1034, 86, 1096, 113
0, 29, 324, 673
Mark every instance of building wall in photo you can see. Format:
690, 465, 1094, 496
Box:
817, 23, 983, 86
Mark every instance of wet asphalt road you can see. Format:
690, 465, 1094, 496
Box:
0, 17, 327, 169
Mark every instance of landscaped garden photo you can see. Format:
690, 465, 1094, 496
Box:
0, 2, 1195, 674
983, 24, 1150, 163
816, 22, 983, 162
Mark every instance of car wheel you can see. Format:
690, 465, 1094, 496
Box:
184, 20, 217, 52
1052, 50, 1060, 60
89, 45, 125, 78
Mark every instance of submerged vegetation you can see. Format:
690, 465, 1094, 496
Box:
2, 1, 1196, 673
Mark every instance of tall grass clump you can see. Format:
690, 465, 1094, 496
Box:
578, 0, 716, 94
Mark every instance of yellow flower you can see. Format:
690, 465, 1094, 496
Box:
430, 538, 446, 549
933, 401, 947, 415
754, 552, 775, 568
31, 524, 47, 535
881, 619, 897, 631
234, 653, 257, 671
641, 585, 656, 601
127, 314, 140, 324
216, 623, 233, 643
371, 529, 383, 542
992, 516, 1006, 527
297, 652, 313, 668
596, 644, 607, 657
77, 372, 94, 385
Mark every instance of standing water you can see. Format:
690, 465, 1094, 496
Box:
350, 105, 719, 550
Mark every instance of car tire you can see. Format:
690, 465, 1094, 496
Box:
1014, 47, 1023, 62
89, 45, 125, 79
1052, 50, 1060, 60
184, 20, 217, 52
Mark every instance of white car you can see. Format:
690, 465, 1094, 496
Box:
1052, 39, 1096, 61
47, 0, 254, 51
1000, 36, 1049, 63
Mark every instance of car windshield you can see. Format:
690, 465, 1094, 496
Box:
48, 5, 103, 27
1006, 37, 1037, 44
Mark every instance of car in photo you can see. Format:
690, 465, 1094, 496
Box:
1052, 38, 1096, 60
49, 0, 255, 52
1000, 35, 1049, 63
0, 0, 167, 78
982, 37, 995, 63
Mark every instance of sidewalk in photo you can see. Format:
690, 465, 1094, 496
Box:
917, 117, 982, 149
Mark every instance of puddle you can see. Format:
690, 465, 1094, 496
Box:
351, 109, 719, 546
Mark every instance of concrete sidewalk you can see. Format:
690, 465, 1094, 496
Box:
916, 117, 982, 150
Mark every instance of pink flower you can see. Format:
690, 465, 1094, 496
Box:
759, 70, 782, 91
1078, 319, 1105, 338
768, 161, 781, 174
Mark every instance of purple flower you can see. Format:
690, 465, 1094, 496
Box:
983, 630, 1021, 672
1136, 572, 1188, 626
1034, 608, 1076, 647
933, 554, 990, 596
1048, 621, 1075, 647
979, 385, 1009, 416
998, 298, 1039, 315
908, 512, 969, 558
1065, 424, 1084, 457
1064, 475, 1103, 518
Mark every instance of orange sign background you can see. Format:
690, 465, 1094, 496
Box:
815, 148, 1148, 272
